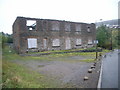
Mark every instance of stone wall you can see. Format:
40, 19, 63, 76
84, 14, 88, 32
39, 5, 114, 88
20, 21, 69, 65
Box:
13, 17, 96, 53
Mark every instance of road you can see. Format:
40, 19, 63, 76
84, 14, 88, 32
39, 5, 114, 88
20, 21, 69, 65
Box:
101, 49, 119, 88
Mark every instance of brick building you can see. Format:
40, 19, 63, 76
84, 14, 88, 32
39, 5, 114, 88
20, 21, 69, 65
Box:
13, 16, 96, 53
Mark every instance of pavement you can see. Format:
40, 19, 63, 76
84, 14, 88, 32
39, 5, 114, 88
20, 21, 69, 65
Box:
101, 49, 119, 88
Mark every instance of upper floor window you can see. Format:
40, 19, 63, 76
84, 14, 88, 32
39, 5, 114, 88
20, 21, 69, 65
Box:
87, 27, 91, 32
65, 23, 71, 31
76, 24, 81, 32
26, 20, 36, 30
52, 21, 59, 31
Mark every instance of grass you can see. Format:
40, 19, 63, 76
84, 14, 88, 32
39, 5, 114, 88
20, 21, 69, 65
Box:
27, 48, 85, 54
2, 45, 111, 88
3, 46, 110, 62
2, 46, 96, 61
27, 47, 99, 54
2, 60, 46, 88
80, 59, 96, 62
2, 46, 51, 88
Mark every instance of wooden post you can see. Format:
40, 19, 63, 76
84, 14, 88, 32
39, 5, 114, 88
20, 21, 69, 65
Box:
96, 44, 98, 59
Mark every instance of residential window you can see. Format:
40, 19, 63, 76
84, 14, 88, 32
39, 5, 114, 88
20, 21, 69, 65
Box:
87, 27, 90, 32
52, 21, 59, 31
76, 24, 81, 32
65, 38, 71, 49
76, 39, 82, 46
27, 38, 37, 48
52, 39, 60, 46
26, 20, 36, 30
43, 39, 47, 49
88, 39, 92, 45
65, 23, 71, 31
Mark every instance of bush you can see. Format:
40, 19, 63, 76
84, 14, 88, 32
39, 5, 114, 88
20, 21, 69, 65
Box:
0, 32, 13, 48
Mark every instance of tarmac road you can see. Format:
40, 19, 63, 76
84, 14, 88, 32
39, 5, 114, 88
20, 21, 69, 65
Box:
101, 49, 119, 88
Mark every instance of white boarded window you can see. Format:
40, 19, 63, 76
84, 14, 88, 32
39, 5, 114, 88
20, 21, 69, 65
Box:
27, 38, 37, 48
52, 21, 59, 31
65, 38, 71, 49
65, 23, 71, 31
88, 39, 92, 45
76, 24, 81, 31
52, 39, 60, 46
76, 39, 82, 45
43, 39, 47, 49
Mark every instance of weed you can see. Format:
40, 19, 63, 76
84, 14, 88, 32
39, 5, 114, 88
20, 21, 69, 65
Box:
2, 60, 46, 88
2, 46, 110, 88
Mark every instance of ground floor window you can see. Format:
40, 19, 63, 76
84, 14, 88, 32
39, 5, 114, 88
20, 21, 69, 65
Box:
52, 39, 60, 46
65, 38, 71, 49
76, 38, 82, 46
88, 39, 93, 45
43, 39, 47, 49
27, 38, 37, 48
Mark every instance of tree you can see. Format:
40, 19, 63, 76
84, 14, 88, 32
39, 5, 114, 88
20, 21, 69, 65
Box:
0, 32, 7, 48
7, 34, 13, 43
0, 32, 13, 48
96, 25, 111, 49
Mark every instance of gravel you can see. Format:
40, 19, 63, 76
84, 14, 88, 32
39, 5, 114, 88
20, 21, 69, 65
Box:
11, 55, 101, 88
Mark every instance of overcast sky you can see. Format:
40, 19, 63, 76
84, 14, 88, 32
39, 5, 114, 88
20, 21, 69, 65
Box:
0, 0, 119, 34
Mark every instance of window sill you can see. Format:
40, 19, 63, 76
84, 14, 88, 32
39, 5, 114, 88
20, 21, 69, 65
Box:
88, 44, 93, 45
76, 45, 82, 46
52, 46, 60, 48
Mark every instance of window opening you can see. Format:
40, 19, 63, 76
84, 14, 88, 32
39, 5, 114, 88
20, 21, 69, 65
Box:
26, 20, 36, 30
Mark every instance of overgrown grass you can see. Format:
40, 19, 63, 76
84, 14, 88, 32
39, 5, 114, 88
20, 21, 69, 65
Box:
2, 46, 111, 88
2, 46, 49, 88
2, 60, 46, 88
27, 47, 101, 54
3, 46, 110, 62
27, 48, 85, 54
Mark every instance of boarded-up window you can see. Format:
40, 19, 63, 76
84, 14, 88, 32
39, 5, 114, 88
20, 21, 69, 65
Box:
76, 39, 82, 45
65, 38, 71, 49
65, 23, 71, 31
52, 39, 60, 46
76, 24, 81, 31
52, 21, 59, 31
88, 39, 92, 45
43, 39, 47, 49
27, 38, 37, 48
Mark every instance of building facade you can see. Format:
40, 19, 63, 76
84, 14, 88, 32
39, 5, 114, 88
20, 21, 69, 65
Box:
13, 17, 96, 53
